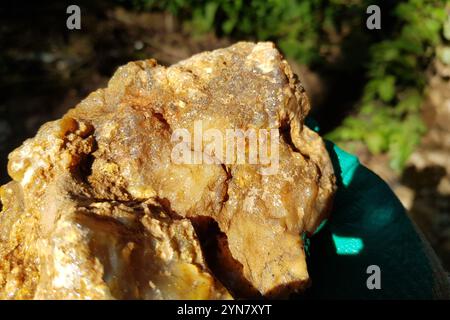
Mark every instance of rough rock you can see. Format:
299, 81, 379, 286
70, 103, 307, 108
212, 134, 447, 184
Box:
0, 42, 335, 299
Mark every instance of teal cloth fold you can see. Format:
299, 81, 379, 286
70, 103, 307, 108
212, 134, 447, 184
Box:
302, 118, 450, 299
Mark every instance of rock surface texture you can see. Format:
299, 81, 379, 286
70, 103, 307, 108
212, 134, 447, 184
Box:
0, 42, 335, 299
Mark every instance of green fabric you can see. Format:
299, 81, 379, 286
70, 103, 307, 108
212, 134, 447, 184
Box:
302, 118, 449, 299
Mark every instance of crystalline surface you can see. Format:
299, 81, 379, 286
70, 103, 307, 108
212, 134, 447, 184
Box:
0, 42, 335, 299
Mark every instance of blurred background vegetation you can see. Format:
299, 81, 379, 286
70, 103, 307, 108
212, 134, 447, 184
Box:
127, 0, 449, 172
0, 1, 449, 269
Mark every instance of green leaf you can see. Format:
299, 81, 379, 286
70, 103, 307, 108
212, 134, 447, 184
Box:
366, 132, 387, 154
222, 18, 236, 34
378, 76, 396, 102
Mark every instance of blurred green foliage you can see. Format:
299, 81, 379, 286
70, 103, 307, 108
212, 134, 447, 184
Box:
329, 0, 449, 171
129, 0, 368, 65
129, 0, 449, 171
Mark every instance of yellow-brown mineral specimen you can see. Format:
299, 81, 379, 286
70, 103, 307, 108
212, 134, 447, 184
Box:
0, 42, 335, 299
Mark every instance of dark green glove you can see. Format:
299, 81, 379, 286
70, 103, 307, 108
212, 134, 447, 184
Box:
302, 120, 450, 299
